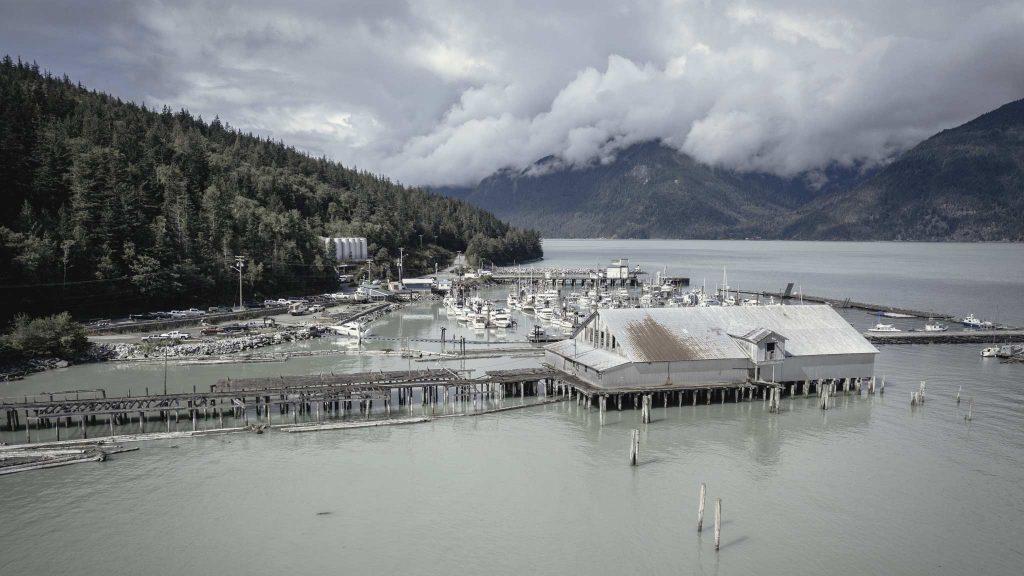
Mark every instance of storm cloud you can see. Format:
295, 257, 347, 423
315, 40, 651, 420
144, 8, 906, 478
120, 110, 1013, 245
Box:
2, 0, 1022, 186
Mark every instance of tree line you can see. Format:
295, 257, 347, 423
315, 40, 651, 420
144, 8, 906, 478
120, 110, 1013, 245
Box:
0, 57, 542, 320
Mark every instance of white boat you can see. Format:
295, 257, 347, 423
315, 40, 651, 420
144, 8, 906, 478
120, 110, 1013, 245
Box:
923, 322, 948, 332
536, 307, 554, 321
492, 310, 512, 328
868, 323, 901, 333
980, 346, 999, 357
471, 314, 488, 330
328, 322, 366, 338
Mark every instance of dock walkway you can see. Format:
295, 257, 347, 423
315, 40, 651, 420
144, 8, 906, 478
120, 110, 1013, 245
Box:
864, 329, 1024, 345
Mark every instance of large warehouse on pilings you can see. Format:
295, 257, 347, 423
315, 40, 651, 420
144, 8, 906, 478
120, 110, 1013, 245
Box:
544, 305, 878, 404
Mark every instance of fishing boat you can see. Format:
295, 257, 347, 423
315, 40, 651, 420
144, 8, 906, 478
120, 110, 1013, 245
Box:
868, 323, 901, 333
923, 321, 948, 332
961, 314, 994, 329
980, 346, 999, 357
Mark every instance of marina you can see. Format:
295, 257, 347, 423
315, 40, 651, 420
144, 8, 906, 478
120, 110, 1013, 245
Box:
2, 240, 1023, 576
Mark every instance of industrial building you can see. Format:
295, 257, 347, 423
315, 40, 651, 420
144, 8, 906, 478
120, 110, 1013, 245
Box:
545, 305, 877, 391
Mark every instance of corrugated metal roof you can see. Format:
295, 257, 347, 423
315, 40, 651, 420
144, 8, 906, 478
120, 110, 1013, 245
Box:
599, 305, 878, 362
546, 339, 631, 371
732, 327, 782, 343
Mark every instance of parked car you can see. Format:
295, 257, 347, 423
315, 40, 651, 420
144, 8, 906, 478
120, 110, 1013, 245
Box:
207, 306, 228, 313
162, 331, 191, 339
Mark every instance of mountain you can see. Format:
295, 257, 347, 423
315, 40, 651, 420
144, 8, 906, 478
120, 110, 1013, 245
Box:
436, 142, 873, 238
438, 100, 1024, 241
780, 99, 1024, 240
0, 58, 541, 319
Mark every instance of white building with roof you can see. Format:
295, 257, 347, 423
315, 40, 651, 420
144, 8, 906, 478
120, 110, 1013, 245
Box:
544, 305, 878, 390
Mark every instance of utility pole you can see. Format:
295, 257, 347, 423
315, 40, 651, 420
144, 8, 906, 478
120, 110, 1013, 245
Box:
231, 256, 245, 309
398, 247, 404, 284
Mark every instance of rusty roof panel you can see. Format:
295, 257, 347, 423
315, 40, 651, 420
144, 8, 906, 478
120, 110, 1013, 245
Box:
622, 314, 735, 361
599, 305, 877, 363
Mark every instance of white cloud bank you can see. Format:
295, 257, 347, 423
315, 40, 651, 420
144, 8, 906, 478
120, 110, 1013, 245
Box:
2, 0, 1023, 186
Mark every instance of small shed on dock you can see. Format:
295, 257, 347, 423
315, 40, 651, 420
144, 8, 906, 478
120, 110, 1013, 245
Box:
545, 305, 877, 389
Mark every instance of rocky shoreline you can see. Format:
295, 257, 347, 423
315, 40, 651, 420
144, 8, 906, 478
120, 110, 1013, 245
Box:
1, 302, 402, 380
101, 325, 331, 361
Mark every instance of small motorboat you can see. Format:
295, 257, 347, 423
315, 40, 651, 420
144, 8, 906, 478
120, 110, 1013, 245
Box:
868, 323, 901, 333
980, 346, 999, 357
923, 322, 948, 332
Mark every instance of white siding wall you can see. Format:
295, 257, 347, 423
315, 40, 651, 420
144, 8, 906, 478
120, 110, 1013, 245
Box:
779, 354, 876, 382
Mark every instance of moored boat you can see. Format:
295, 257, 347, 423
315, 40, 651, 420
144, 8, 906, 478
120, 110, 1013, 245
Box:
868, 323, 901, 333
962, 314, 994, 329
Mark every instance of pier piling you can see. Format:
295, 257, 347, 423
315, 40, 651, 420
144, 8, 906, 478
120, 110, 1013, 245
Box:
629, 429, 639, 466
714, 498, 722, 551
697, 482, 706, 532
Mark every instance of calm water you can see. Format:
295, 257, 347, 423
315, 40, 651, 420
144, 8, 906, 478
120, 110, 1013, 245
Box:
2, 240, 1023, 576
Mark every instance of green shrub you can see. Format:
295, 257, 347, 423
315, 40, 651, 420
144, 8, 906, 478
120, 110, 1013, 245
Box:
3, 312, 89, 359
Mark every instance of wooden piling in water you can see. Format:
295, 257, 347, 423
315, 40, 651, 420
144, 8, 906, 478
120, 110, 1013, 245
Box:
714, 498, 722, 551
629, 429, 639, 466
697, 482, 706, 532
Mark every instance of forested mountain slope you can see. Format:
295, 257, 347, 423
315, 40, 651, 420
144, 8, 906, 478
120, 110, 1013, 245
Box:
0, 58, 541, 318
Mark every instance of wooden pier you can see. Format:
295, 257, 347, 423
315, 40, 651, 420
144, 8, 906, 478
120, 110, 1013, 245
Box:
0, 368, 563, 442
726, 286, 953, 320
489, 272, 689, 288
864, 329, 1024, 345
547, 371, 871, 417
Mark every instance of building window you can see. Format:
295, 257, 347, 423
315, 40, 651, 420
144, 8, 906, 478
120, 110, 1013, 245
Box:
766, 341, 776, 359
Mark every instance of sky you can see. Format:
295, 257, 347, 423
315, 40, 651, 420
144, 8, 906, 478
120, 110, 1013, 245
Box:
2, 0, 1023, 187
